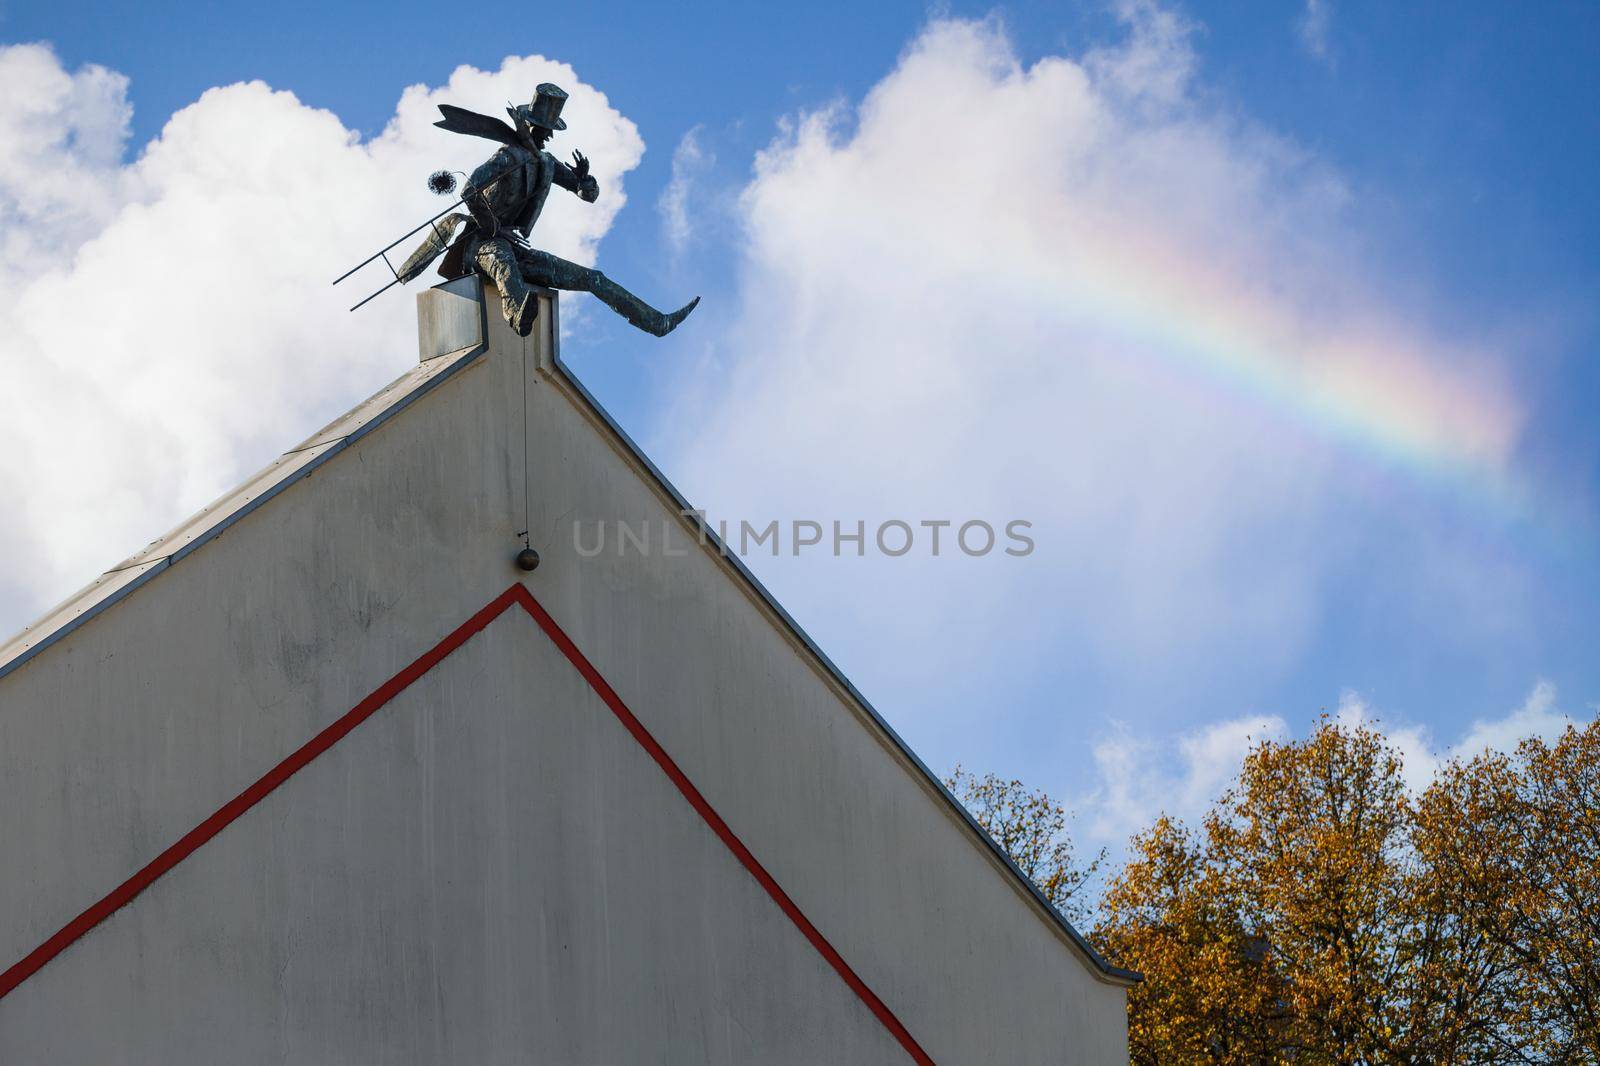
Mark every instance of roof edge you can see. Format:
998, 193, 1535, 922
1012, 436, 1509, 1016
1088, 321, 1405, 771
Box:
0, 299, 491, 682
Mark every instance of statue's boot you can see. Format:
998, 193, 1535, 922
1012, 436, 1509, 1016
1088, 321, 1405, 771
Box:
508, 289, 539, 337
591, 274, 699, 337
500, 283, 539, 338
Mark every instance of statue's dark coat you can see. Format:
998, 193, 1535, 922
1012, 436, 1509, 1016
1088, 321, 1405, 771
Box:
402, 105, 598, 281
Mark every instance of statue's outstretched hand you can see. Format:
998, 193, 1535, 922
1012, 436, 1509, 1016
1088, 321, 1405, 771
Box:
570, 150, 590, 180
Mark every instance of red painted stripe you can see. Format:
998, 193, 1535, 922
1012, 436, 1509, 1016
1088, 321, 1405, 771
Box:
0, 587, 520, 1003
510, 586, 936, 1065
1, 585, 935, 1065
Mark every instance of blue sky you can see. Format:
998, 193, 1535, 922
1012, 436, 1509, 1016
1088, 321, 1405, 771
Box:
2, 0, 1595, 848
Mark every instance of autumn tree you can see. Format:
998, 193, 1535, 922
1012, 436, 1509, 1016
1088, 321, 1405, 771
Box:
945, 766, 1103, 924
1204, 718, 1527, 1063
1417, 722, 1600, 1062
1096, 815, 1293, 1063
960, 718, 1600, 1062
1095, 718, 1492, 1063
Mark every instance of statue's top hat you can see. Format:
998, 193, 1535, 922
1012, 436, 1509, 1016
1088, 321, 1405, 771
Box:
509, 83, 568, 132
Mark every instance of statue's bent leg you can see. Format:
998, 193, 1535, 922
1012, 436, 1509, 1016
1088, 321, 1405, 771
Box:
474, 238, 539, 336
515, 246, 698, 338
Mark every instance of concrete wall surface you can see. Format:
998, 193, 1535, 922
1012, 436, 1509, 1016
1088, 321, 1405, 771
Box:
0, 283, 1130, 1064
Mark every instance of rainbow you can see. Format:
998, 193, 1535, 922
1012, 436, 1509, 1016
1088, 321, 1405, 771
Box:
1017, 219, 1530, 518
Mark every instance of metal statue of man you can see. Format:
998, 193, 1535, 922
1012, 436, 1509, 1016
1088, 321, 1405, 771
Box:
400, 83, 698, 338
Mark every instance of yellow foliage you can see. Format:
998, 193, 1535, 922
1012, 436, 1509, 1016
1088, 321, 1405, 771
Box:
946, 767, 1103, 925
981, 716, 1600, 1063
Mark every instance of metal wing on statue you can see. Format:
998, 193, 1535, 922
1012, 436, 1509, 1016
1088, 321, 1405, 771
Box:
432, 105, 519, 146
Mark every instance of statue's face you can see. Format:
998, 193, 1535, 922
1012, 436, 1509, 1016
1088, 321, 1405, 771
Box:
526, 125, 553, 150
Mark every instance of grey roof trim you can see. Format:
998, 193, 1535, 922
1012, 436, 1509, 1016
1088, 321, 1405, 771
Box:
0, 560, 171, 677
0, 322, 489, 682
542, 319, 1141, 986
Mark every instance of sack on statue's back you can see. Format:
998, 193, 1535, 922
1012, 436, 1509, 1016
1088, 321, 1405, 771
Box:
397, 213, 468, 283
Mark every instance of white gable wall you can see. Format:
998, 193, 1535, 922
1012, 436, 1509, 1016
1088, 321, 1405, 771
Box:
0, 283, 1130, 1063
2, 608, 912, 1063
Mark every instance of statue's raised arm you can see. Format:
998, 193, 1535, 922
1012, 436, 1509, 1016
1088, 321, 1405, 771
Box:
553, 150, 599, 204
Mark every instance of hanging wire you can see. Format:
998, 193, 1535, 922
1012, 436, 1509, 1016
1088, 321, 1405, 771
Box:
521, 310, 533, 550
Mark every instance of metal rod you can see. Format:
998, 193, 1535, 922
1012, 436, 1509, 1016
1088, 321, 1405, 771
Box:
331, 203, 460, 285
347, 276, 403, 312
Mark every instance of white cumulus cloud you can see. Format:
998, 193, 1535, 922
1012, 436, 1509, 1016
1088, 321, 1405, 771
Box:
659, 124, 712, 256
1078, 680, 1585, 848
1083, 713, 1290, 843
1335, 680, 1576, 792
0, 46, 643, 631
656, 11, 1521, 746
